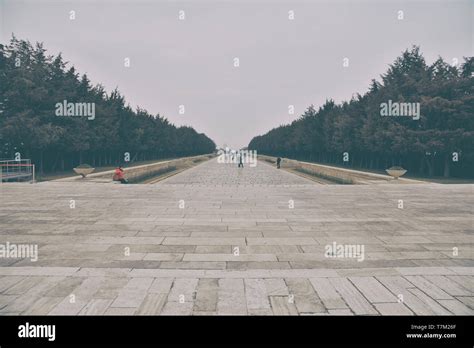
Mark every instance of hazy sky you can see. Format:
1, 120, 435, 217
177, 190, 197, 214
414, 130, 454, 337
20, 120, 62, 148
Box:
1, 0, 472, 149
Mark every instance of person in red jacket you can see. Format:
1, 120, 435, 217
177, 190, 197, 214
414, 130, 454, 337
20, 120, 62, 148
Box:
113, 166, 128, 184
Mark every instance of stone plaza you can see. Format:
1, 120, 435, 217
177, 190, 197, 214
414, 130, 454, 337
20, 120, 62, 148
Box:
0, 159, 472, 315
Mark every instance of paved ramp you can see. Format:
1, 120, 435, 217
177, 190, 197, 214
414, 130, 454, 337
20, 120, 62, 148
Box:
0, 158, 472, 315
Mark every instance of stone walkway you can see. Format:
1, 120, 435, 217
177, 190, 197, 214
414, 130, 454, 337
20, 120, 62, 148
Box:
0, 159, 472, 315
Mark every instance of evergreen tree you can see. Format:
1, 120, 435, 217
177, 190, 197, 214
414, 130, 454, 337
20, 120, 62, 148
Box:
249, 47, 473, 178
0, 36, 215, 173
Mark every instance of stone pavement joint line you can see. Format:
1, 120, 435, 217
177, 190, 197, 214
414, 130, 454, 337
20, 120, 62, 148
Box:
0, 159, 472, 315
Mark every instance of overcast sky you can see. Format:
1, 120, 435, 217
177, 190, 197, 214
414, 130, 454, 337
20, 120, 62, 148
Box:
1, 0, 472, 149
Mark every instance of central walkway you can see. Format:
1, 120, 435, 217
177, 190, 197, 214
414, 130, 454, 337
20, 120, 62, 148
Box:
0, 158, 472, 315
160, 158, 312, 185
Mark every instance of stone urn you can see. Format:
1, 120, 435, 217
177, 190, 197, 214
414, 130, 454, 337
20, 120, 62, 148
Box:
385, 166, 407, 179
73, 164, 95, 178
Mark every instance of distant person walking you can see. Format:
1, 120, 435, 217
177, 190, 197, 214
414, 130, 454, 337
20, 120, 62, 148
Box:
238, 152, 244, 168
276, 157, 281, 169
113, 166, 128, 184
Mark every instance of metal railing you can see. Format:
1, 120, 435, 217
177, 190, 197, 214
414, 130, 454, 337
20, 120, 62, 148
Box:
0, 159, 35, 182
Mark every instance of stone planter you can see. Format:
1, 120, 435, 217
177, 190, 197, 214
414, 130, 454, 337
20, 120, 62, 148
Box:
73, 167, 95, 178
385, 167, 407, 179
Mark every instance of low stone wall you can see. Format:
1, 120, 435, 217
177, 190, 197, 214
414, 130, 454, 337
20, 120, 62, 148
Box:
259, 155, 424, 184
55, 154, 214, 183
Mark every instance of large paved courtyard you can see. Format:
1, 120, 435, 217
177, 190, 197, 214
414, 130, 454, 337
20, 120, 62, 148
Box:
0, 159, 472, 315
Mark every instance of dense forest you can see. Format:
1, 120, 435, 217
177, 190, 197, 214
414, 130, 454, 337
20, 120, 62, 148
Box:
249, 47, 473, 178
0, 36, 216, 173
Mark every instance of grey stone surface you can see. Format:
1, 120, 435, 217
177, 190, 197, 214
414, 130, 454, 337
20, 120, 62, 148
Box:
0, 159, 472, 315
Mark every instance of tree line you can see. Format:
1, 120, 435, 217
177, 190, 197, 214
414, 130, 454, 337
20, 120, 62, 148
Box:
0, 36, 216, 174
249, 47, 473, 178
